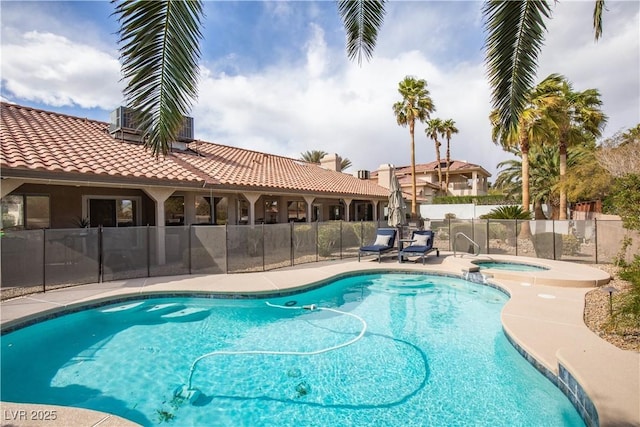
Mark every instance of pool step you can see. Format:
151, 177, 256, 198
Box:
462, 266, 480, 273
100, 301, 145, 313
161, 307, 210, 322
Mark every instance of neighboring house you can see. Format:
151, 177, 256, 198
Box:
369, 160, 491, 203
0, 103, 391, 230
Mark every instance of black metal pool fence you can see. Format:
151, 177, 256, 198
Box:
1, 219, 637, 300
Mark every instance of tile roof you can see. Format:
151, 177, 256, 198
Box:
371, 160, 491, 178
1, 103, 389, 198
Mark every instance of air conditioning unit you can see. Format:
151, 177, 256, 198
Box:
176, 116, 194, 142
357, 170, 370, 179
109, 106, 139, 132
108, 107, 194, 143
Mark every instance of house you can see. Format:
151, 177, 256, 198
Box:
0, 103, 391, 231
369, 160, 491, 203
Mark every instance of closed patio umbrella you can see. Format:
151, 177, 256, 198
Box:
387, 167, 406, 229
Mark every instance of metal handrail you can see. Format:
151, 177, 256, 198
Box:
454, 232, 480, 257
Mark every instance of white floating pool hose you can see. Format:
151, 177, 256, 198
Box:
177, 302, 367, 402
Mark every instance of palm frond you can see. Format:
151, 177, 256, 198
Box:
114, 0, 203, 157
483, 0, 552, 133
593, 0, 606, 40
337, 0, 386, 65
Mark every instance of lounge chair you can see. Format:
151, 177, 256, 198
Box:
398, 230, 439, 264
358, 228, 397, 263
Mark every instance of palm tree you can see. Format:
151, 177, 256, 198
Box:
491, 78, 557, 218
425, 119, 445, 193
114, 0, 386, 157
299, 150, 353, 171
482, 0, 606, 135
496, 144, 589, 219
392, 76, 435, 216
300, 150, 328, 164
441, 119, 459, 192
534, 74, 607, 219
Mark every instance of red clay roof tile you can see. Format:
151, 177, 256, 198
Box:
1, 103, 389, 198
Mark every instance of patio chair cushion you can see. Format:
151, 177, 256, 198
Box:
411, 234, 430, 247
373, 234, 392, 247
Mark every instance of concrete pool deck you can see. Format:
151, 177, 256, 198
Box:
1, 253, 638, 427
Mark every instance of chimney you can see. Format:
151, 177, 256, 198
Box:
320, 153, 341, 172
377, 163, 393, 189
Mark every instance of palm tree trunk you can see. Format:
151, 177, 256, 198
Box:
519, 131, 532, 238
559, 138, 568, 220
409, 121, 417, 216
534, 200, 547, 219
445, 138, 451, 194
434, 139, 443, 194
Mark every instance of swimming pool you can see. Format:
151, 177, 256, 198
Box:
472, 260, 550, 272
1, 273, 583, 426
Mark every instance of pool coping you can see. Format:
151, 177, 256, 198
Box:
1, 253, 638, 427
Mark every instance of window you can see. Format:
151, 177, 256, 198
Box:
239, 199, 249, 224
287, 201, 306, 222
1, 194, 50, 229
264, 199, 278, 223
84, 196, 140, 227
195, 196, 212, 224
165, 196, 185, 226
329, 204, 343, 221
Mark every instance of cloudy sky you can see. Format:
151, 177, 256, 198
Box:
1, 1, 638, 179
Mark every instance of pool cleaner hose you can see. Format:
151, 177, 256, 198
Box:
175, 302, 367, 403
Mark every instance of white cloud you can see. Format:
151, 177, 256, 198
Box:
538, 1, 640, 138
1, 0, 636, 182
1, 31, 124, 109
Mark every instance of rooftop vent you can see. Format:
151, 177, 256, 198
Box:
108, 106, 194, 144
357, 170, 370, 179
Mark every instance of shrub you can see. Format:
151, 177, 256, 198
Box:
317, 223, 340, 257
531, 232, 563, 260
611, 255, 640, 328
562, 234, 581, 256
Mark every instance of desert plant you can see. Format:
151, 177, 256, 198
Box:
481, 205, 531, 220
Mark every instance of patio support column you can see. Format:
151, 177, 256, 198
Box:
304, 196, 315, 223
1, 178, 25, 198
343, 198, 352, 222
371, 200, 379, 221
472, 171, 478, 195
184, 192, 196, 225
243, 192, 261, 225
142, 187, 175, 265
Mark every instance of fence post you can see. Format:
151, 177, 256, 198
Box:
486, 219, 490, 255
448, 217, 452, 251
315, 222, 319, 262
262, 223, 265, 272
98, 225, 103, 283
340, 221, 343, 259
188, 224, 192, 275
515, 219, 518, 256
290, 221, 294, 267
42, 228, 46, 293
552, 220, 556, 260
594, 218, 598, 264
225, 224, 229, 273
146, 225, 151, 277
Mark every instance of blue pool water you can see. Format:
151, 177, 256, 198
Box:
1, 273, 583, 426
473, 260, 550, 272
